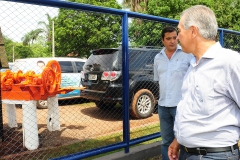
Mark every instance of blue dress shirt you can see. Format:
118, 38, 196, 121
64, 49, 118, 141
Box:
154, 45, 193, 107
174, 42, 240, 147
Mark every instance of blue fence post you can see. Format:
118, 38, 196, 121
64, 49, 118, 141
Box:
219, 28, 224, 47
122, 12, 130, 153
3, 1, 240, 159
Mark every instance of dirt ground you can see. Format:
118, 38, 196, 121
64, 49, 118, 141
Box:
0, 100, 160, 159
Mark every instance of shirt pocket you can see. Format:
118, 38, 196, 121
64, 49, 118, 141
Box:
174, 59, 189, 72
193, 86, 214, 115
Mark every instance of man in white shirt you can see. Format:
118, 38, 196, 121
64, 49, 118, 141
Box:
154, 26, 192, 160
168, 5, 240, 160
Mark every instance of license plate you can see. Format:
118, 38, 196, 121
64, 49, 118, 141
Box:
88, 74, 97, 80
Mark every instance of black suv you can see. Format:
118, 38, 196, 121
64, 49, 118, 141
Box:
81, 47, 161, 119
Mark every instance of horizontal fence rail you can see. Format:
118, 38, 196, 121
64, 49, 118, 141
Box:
1, 0, 240, 160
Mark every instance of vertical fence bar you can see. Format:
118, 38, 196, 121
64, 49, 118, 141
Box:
3, 1, 240, 159
122, 12, 130, 153
219, 29, 224, 47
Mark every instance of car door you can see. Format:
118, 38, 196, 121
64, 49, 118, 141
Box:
58, 61, 81, 98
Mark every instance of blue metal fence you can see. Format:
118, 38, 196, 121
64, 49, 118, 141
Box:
1, 0, 240, 160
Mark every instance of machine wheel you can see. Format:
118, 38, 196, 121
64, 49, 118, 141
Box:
130, 89, 155, 119
46, 60, 61, 89
42, 68, 56, 93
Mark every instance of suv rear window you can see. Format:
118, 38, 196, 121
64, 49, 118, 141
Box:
83, 48, 161, 72
84, 49, 120, 71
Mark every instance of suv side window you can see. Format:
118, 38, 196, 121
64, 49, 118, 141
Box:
59, 61, 74, 73
145, 51, 159, 65
129, 50, 149, 70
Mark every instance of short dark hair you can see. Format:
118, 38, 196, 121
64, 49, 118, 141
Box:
161, 26, 177, 39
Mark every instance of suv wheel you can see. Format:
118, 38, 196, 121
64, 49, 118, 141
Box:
130, 89, 154, 119
37, 100, 48, 109
95, 101, 116, 110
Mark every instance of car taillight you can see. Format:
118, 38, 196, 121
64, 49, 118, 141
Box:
103, 71, 109, 77
110, 71, 116, 77
101, 71, 121, 81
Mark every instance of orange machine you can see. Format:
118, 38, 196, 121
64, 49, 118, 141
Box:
1, 60, 77, 100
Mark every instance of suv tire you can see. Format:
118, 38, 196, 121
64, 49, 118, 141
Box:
95, 101, 117, 110
37, 100, 48, 109
130, 89, 154, 119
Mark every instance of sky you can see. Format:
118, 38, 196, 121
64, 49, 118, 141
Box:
0, 1, 59, 42
0, 0, 123, 42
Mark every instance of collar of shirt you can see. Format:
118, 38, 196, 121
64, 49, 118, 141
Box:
190, 42, 222, 67
160, 44, 182, 56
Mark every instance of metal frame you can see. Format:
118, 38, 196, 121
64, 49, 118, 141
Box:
2, 0, 240, 159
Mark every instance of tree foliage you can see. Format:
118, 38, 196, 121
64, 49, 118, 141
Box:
3, 34, 50, 61
15, 45, 34, 58
38, 13, 54, 43
3, 35, 14, 62
3, 35, 32, 61
38, 13, 56, 54
123, 0, 148, 12
4, 0, 240, 61
21, 28, 44, 46
54, 0, 122, 58
127, 0, 240, 47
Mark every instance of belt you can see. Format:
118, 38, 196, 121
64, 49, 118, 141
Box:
183, 143, 239, 155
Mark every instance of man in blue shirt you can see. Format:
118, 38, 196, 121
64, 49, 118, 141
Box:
154, 26, 193, 160
168, 5, 240, 160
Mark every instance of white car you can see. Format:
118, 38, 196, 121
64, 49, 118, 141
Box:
11, 57, 87, 109
0, 62, 13, 72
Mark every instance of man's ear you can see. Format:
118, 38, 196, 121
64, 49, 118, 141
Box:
190, 26, 198, 38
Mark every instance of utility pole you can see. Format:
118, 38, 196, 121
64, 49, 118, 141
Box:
12, 44, 14, 62
52, 20, 55, 57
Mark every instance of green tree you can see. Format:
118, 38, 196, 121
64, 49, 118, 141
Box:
38, 13, 55, 43
147, 0, 240, 30
128, 0, 240, 47
21, 28, 44, 46
31, 35, 52, 57
3, 35, 39, 61
3, 35, 15, 62
15, 45, 34, 58
38, 13, 57, 54
54, 0, 122, 58
21, 13, 54, 57
123, 0, 148, 12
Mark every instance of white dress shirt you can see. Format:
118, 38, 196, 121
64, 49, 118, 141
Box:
174, 42, 240, 147
154, 45, 193, 107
